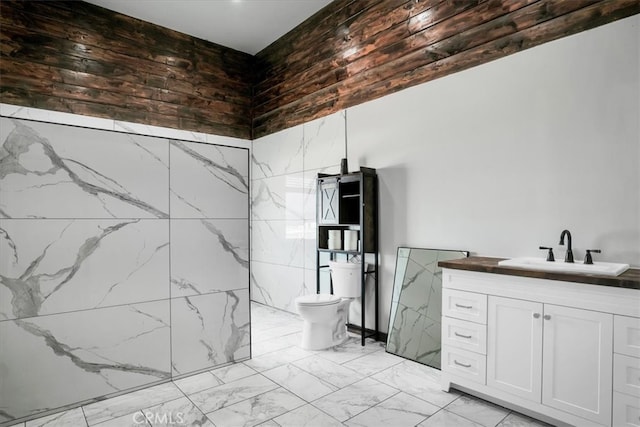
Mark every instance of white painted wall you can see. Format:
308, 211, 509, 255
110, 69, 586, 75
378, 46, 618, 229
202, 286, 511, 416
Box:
252, 16, 640, 331
345, 15, 639, 332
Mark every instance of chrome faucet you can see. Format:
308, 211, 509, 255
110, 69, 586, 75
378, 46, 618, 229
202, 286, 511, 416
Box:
559, 229, 574, 263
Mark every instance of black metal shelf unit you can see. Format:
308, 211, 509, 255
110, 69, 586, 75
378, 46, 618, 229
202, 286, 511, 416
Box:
316, 166, 379, 346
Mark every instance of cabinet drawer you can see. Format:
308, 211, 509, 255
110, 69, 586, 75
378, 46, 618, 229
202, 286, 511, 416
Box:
442, 316, 487, 355
613, 391, 640, 427
615, 353, 640, 398
443, 289, 487, 324
442, 345, 486, 385
615, 315, 640, 358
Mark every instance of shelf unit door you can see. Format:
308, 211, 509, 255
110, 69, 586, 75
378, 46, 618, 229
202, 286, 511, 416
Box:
541, 304, 613, 425
487, 296, 543, 402
318, 179, 338, 224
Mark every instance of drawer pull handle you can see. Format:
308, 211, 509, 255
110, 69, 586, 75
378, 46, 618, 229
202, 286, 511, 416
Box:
533, 313, 540, 319
454, 332, 472, 339
544, 314, 551, 320
455, 303, 473, 309
454, 360, 472, 368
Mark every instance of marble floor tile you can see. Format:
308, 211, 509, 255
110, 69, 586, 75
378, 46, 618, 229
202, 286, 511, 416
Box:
210, 362, 258, 384
187, 374, 278, 414
497, 412, 554, 427
205, 388, 305, 427
143, 397, 212, 427
292, 355, 365, 388
262, 364, 339, 402
83, 383, 183, 425
311, 378, 398, 422
252, 323, 302, 344
315, 336, 384, 365
273, 404, 343, 427
418, 409, 485, 427
371, 360, 460, 408
244, 346, 314, 372
172, 371, 223, 395
252, 333, 301, 356
251, 314, 299, 334
445, 395, 510, 427
344, 392, 439, 427
342, 349, 404, 376
25, 408, 87, 427
92, 411, 150, 426
13, 301, 555, 427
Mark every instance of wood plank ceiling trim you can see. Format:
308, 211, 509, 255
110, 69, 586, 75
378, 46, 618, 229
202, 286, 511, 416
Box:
0, 0, 254, 139
1, 0, 638, 140
253, 0, 640, 138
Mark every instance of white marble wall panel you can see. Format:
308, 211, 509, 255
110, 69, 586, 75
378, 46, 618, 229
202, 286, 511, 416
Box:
251, 173, 305, 221
170, 219, 248, 297
0, 300, 171, 421
0, 113, 250, 425
251, 220, 304, 268
302, 111, 346, 172
170, 141, 248, 219
171, 290, 250, 376
252, 126, 304, 179
0, 219, 169, 320
250, 111, 345, 314
304, 268, 331, 295
0, 118, 169, 219
250, 263, 307, 313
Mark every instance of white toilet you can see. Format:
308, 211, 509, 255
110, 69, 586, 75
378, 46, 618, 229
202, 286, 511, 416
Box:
295, 260, 366, 350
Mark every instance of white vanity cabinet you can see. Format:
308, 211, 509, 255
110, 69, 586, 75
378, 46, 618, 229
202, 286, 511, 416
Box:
441, 267, 640, 427
541, 305, 612, 424
612, 315, 640, 427
486, 296, 543, 402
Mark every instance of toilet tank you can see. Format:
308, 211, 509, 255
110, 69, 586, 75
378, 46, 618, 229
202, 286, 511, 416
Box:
329, 261, 367, 298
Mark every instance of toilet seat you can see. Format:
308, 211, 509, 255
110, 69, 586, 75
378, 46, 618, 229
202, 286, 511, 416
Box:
296, 294, 340, 306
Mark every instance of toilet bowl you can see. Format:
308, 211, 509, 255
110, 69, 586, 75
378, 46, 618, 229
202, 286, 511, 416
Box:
295, 261, 366, 350
296, 294, 350, 350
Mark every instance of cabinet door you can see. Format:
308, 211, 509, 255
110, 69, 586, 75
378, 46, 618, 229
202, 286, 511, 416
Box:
542, 304, 613, 425
318, 180, 338, 224
487, 296, 542, 402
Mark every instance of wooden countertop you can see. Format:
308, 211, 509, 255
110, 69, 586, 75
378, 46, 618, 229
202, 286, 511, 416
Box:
438, 256, 640, 290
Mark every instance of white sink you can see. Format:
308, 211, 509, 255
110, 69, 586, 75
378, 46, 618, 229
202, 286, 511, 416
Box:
498, 257, 630, 277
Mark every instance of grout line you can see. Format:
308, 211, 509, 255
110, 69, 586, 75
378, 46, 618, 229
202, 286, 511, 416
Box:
168, 139, 173, 380
80, 406, 89, 427
0, 287, 249, 324
442, 393, 513, 427
340, 388, 402, 424
172, 377, 212, 423
200, 375, 280, 417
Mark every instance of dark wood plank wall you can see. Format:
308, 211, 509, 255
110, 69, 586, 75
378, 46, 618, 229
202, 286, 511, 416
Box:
1, 1, 638, 140
0, 0, 254, 139
253, 0, 640, 138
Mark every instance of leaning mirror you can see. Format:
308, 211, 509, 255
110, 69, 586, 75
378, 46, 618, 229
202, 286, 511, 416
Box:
386, 247, 468, 369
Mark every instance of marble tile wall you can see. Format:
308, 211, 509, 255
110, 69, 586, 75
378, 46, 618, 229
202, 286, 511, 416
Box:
250, 111, 345, 314
0, 115, 250, 424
